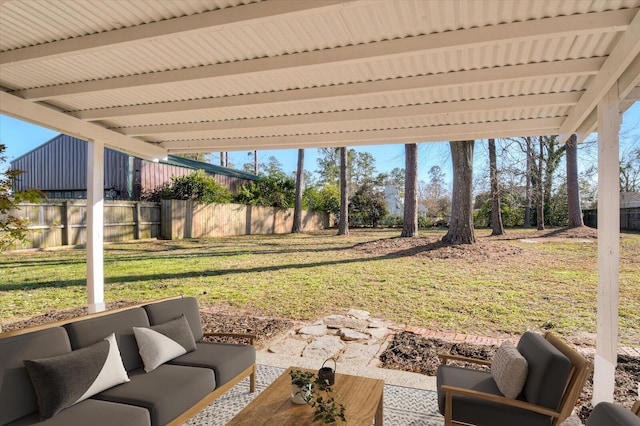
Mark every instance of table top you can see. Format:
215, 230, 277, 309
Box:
228, 367, 384, 425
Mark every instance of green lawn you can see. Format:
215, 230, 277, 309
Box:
1, 228, 639, 345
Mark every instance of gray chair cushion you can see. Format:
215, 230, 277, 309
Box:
168, 341, 255, 387
92, 364, 215, 425
587, 402, 640, 426
517, 332, 571, 410
143, 297, 204, 341
64, 307, 150, 372
0, 328, 71, 425
437, 365, 551, 426
6, 399, 151, 426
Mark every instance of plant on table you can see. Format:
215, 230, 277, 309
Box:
290, 369, 346, 423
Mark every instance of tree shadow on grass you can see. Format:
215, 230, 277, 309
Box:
0, 240, 446, 292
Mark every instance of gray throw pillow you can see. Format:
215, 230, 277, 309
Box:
491, 340, 528, 399
24, 333, 129, 419
133, 315, 197, 372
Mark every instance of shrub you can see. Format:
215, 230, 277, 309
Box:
234, 175, 295, 208
159, 170, 232, 204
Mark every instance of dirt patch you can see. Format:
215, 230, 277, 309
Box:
354, 236, 526, 262
380, 332, 639, 423
354, 226, 598, 262
1, 302, 294, 351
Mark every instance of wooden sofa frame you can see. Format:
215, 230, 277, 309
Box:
438, 332, 592, 426
0, 296, 257, 426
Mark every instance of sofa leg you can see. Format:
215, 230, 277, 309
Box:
250, 365, 256, 393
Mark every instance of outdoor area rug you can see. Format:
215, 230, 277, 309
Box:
185, 364, 444, 425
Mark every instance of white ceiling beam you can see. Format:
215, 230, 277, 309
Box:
121, 92, 580, 137
0, 91, 166, 161
160, 117, 563, 152
559, 10, 640, 144
0, 0, 360, 66
574, 53, 640, 143
16, 8, 635, 101
74, 58, 603, 121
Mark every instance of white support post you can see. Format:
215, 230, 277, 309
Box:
593, 82, 620, 404
87, 140, 106, 313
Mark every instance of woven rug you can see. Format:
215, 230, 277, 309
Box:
185, 364, 444, 425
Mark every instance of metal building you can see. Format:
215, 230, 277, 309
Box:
10, 134, 258, 200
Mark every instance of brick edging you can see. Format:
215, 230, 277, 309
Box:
403, 327, 640, 358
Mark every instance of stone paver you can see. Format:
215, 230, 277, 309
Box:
338, 328, 370, 341
302, 335, 344, 359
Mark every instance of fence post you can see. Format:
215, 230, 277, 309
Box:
62, 200, 71, 246
133, 202, 141, 240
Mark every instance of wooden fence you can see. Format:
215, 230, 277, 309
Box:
3, 200, 329, 250
3, 201, 161, 250
583, 207, 640, 231
161, 200, 329, 239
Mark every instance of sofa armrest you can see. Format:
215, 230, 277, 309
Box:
440, 384, 562, 425
203, 331, 256, 345
438, 353, 492, 366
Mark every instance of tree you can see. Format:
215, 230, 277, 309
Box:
292, 149, 304, 233
260, 156, 285, 178
566, 134, 584, 227
536, 137, 545, 230
401, 144, 418, 237
524, 137, 533, 228
442, 141, 476, 244
350, 177, 387, 227
242, 151, 259, 175
421, 165, 450, 220
620, 146, 640, 192
338, 147, 349, 235
488, 139, 504, 235
304, 184, 339, 215
316, 148, 341, 186
1, 144, 44, 251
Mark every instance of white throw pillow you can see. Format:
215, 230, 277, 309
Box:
133, 316, 197, 372
491, 340, 528, 399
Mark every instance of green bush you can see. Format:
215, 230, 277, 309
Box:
234, 175, 295, 208
303, 184, 340, 214
159, 170, 232, 204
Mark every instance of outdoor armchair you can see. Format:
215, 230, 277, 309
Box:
436, 331, 591, 426
586, 401, 640, 425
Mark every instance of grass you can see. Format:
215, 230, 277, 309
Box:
1, 228, 639, 345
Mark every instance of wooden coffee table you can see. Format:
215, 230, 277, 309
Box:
228, 367, 384, 425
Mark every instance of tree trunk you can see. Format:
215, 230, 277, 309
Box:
401, 143, 418, 237
338, 147, 349, 235
254, 150, 258, 175
220, 152, 225, 167
537, 137, 545, 230
488, 139, 504, 236
292, 149, 304, 233
524, 137, 532, 228
442, 140, 476, 244
566, 134, 584, 227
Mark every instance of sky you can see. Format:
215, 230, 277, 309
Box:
1, 102, 639, 188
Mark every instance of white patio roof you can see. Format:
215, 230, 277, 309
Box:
1, 0, 638, 407
1, 0, 638, 160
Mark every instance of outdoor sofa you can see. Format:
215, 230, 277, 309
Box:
0, 296, 256, 426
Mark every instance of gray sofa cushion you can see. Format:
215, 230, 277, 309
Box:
517, 332, 571, 410
587, 402, 640, 426
92, 364, 215, 425
168, 341, 256, 387
6, 399, 151, 426
143, 297, 204, 341
437, 365, 551, 426
64, 307, 150, 371
0, 327, 71, 425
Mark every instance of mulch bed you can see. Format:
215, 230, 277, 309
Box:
379, 331, 640, 423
